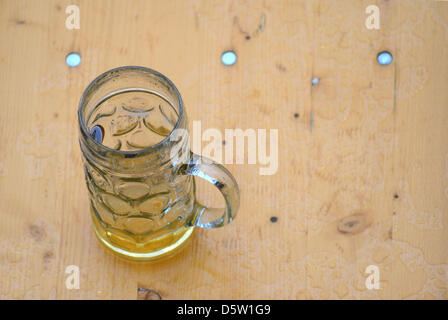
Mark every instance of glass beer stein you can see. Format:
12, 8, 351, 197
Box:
78, 66, 240, 261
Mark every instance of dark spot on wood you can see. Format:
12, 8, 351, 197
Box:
29, 224, 45, 241
294, 113, 300, 119
270, 216, 278, 223
346, 221, 358, 228
56, 4, 62, 11
393, 194, 399, 199
137, 287, 162, 300
388, 227, 393, 240
222, 140, 226, 145
335, 243, 344, 254
276, 63, 287, 72
43, 250, 54, 263
16, 20, 26, 25
53, 113, 58, 118
337, 213, 369, 235
234, 15, 264, 40
309, 111, 314, 131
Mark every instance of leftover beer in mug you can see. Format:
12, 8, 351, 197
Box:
78, 67, 239, 261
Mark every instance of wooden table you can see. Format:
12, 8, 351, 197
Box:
0, 0, 447, 299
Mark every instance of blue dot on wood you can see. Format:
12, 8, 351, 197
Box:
66, 52, 81, 67
377, 51, 393, 66
221, 51, 237, 66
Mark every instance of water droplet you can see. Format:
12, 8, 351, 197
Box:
312, 77, 320, 85
221, 50, 237, 66
377, 51, 393, 66
65, 52, 81, 67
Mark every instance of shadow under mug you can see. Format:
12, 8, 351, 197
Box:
78, 66, 240, 261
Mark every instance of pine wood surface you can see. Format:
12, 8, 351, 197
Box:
0, 0, 447, 299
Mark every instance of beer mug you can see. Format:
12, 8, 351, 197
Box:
78, 66, 240, 261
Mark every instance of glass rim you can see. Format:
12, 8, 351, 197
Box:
78, 66, 184, 156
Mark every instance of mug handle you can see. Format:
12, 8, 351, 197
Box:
179, 153, 240, 228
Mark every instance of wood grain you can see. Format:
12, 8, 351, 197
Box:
0, 0, 447, 299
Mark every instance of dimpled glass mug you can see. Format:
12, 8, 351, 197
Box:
78, 66, 239, 261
